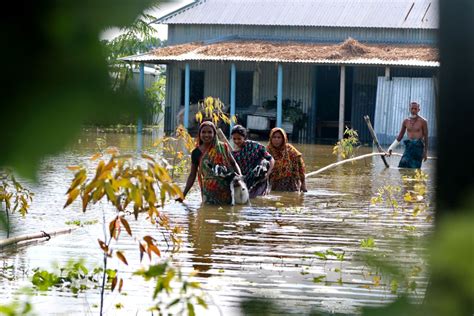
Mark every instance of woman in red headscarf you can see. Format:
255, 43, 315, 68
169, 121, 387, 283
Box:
267, 127, 307, 192
179, 121, 241, 204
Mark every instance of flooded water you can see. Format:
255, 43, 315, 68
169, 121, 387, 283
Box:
0, 130, 436, 315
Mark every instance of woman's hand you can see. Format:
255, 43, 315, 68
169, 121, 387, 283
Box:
300, 183, 308, 193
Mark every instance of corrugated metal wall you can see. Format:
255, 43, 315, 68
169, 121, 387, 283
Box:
130, 71, 157, 90
168, 25, 437, 45
163, 61, 313, 140
373, 77, 437, 145
350, 67, 385, 144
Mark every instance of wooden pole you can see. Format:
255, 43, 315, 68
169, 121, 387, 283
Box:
363, 115, 390, 168
0, 228, 75, 249
338, 65, 346, 140
230, 63, 236, 137
277, 64, 283, 128
217, 128, 233, 150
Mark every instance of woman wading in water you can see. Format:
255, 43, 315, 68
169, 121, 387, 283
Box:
179, 121, 242, 204
231, 125, 274, 198
267, 127, 307, 192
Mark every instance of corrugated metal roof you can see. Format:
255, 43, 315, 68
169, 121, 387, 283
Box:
155, 0, 438, 29
120, 40, 439, 68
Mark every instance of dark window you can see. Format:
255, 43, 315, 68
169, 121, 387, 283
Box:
230, 71, 253, 107
180, 70, 204, 105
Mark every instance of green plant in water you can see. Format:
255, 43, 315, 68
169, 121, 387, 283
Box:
65, 219, 99, 226
0, 300, 34, 316
135, 261, 208, 315
370, 185, 402, 213
31, 259, 105, 294
360, 238, 376, 248
333, 127, 360, 159
0, 169, 34, 237
312, 249, 346, 285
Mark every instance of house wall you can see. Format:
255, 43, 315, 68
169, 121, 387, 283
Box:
164, 61, 438, 144
164, 61, 313, 139
168, 24, 437, 45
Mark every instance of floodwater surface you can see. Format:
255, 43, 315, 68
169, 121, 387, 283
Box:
0, 130, 436, 315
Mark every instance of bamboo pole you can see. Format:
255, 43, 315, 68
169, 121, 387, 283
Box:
217, 128, 233, 150
305, 152, 386, 178
364, 115, 389, 168
0, 228, 75, 249
305, 152, 437, 178
390, 152, 437, 160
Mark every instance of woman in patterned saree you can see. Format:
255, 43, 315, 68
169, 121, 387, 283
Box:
180, 121, 242, 204
267, 127, 307, 192
231, 125, 274, 198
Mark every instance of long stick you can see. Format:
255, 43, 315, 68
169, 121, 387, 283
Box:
0, 227, 75, 249
391, 152, 437, 160
217, 128, 233, 150
364, 115, 389, 168
305, 152, 386, 178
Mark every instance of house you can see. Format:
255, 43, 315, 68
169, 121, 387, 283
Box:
121, 0, 439, 144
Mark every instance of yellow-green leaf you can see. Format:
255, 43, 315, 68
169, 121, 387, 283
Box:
64, 188, 80, 208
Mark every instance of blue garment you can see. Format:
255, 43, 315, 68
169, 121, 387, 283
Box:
399, 139, 424, 168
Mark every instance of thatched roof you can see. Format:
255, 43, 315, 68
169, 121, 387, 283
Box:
122, 38, 439, 67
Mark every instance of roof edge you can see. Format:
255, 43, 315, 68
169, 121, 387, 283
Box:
164, 22, 437, 30
151, 0, 205, 25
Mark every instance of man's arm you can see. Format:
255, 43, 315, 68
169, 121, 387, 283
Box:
387, 121, 407, 155
423, 119, 429, 161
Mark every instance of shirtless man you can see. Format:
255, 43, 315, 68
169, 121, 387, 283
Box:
387, 102, 429, 168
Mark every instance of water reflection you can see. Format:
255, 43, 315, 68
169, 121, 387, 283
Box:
0, 130, 436, 315
187, 205, 238, 277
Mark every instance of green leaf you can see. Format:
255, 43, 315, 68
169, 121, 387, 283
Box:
196, 296, 208, 309
187, 302, 195, 316
314, 251, 327, 260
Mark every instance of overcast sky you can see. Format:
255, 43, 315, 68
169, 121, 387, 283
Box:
100, 0, 194, 41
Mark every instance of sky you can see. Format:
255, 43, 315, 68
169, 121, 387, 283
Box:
100, 0, 194, 41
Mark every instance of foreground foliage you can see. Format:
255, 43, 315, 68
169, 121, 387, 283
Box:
61, 147, 207, 315
0, 170, 34, 237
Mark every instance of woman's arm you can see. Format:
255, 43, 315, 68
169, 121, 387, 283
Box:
259, 144, 274, 178
178, 163, 198, 202
266, 157, 275, 179
298, 156, 307, 192
230, 153, 242, 175
226, 143, 242, 175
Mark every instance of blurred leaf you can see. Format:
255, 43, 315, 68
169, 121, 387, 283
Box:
111, 276, 118, 292
1, 0, 161, 178
118, 278, 124, 293
120, 217, 132, 236
116, 251, 128, 265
